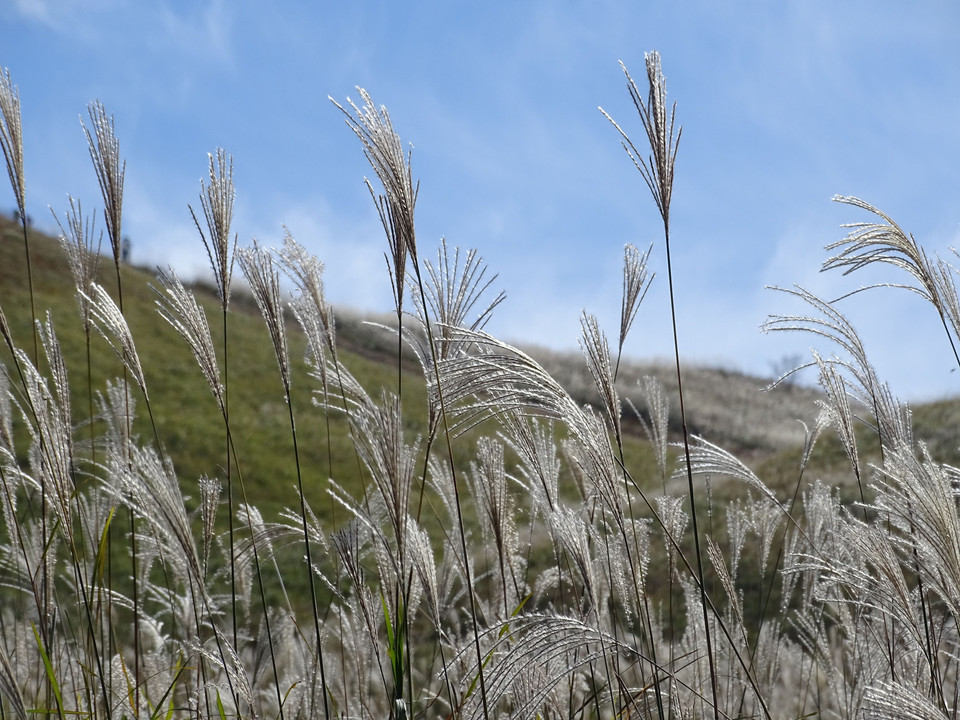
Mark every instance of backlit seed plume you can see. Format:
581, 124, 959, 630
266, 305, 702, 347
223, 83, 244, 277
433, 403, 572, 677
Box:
600, 52, 681, 225
199, 475, 221, 576
84, 282, 148, 400
190, 148, 236, 308
827, 195, 960, 369
82, 101, 125, 263
415, 239, 506, 361
332, 88, 419, 311
155, 268, 224, 411
619, 243, 654, 353
0, 67, 24, 218
634, 375, 669, 481
237, 240, 290, 389
54, 197, 103, 333
579, 312, 621, 439
279, 229, 336, 357
826, 196, 939, 303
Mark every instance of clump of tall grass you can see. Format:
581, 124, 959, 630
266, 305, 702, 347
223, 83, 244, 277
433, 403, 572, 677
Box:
2, 51, 960, 720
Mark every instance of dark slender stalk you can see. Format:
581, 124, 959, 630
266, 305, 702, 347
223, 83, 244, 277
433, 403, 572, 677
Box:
662, 223, 720, 718
18, 220, 38, 368
219, 393, 286, 718
284, 382, 329, 720
221, 304, 238, 653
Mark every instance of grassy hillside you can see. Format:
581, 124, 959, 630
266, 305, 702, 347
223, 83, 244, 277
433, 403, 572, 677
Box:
0, 212, 826, 513
10, 212, 955, 513
11, 210, 960, 526
0, 213, 433, 520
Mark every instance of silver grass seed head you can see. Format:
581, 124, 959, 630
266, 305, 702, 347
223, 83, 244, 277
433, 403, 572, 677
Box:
85, 282, 148, 400
638, 375, 670, 478
864, 681, 948, 720
726, 500, 748, 580
579, 312, 621, 439
813, 351, 861, 479
191, 148, 236, 308
407, 521, 441, 628
638, 50, 680, 223
279, 230, 337, 357
828, 196, 939, 305
198, 474, 221, 574
38, 313, 71, 432
747, 497, 784, 574
155, 268, 224, 411
501, 412, 560, 513
0, 365, 12, 451
416, 239, 506, 361
17, 344, 74, 540
192, 627, 256, 710
600, 52, 681, 227
0, 67, 25, 218
98, 378, 136, 454
119, 444, 203, 587
53, 197, 103, 331
548, 507, 598, 614
289, 295, 330, 390
237, 239, 291, 390
706, 536, 745, 630
619, 243, 654, 351
82, 101, 125, 263
333, 89, 419, 312
656, 494, 687, 560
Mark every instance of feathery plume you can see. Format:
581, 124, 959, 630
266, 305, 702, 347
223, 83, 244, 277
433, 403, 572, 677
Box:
199, 475, 221, 576
827, 196, 940, 304
579, 312, 621, 439
827, 196, 960, 369
415, 239, 505, 360
54, 197, 103, 332
332, 88, 418, 308
237, 240, 290, 389
863, 681, 947, 720
0, 67, 24, 218
500, 412, 560, 513
763, 285, 911, 451
633, 376, 670, 481
279, 229, 337, 360
83, 283, 148, 400
190, 148, 237, 308
601, 52, 681, 225
619, 243, 654, 353
82, 101, 125, 263
155, 268, 224, 411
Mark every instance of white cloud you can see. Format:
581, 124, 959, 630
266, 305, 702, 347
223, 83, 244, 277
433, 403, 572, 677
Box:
155, 0, 235, 66
13, 0, 124, 36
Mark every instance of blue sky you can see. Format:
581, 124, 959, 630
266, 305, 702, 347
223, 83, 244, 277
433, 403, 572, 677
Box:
3, 1, 960, 401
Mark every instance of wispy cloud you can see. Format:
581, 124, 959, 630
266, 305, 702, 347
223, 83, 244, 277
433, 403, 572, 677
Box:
155, 0, 236, 67
13, 0, 124, 38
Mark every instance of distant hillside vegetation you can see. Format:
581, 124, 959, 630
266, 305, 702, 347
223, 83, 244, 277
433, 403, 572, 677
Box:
5, 212, 956, 507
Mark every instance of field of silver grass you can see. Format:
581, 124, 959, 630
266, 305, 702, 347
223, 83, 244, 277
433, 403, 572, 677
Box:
2, 53, 960, 719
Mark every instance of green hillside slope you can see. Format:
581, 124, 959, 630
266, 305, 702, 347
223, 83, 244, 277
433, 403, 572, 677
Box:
0, 214, 431, 520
